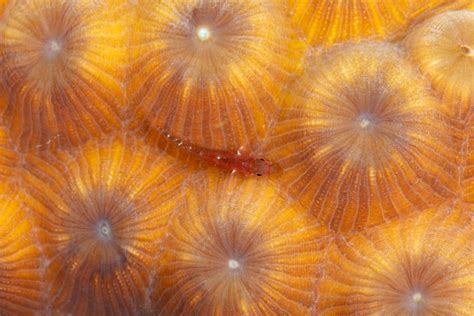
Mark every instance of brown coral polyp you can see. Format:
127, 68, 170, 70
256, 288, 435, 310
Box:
21, 136, 186, 314
0, 0, 127, 151
152, 170, 329, 315
128, 0, 295, 152
265, 43, 459, 232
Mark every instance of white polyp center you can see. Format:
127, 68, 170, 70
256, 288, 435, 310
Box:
359, 117, 371, 129
228, 259, 240, 269
97, 219, 113, 242
197, 27, 211, 41
405, 290, 425, 312
412, 292, 422, 304
356, 113, 375, 131
44, 39, 62, 60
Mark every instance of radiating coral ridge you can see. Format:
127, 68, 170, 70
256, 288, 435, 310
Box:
128, 0, 294, 151
289, 0, 471, 46
152, 171, 329, 315
289, 0, 411, 46
266, 43, 459, 232
317, 206, 474, 315
0, 0, 127, 151
0, 123, 18, 180
21, 136, 185, 314
0, 188, 43, 315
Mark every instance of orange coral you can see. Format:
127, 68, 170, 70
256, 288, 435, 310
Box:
0, 188, 43, 315
404, 10, 474, 119
128, 0, 295, 152
265, 43, 459, 232
461, 115, 474, 203
21, 136, 186, 314
290, 0, 411, 46
317, 205, 474, 315
0, 0, 127, 151
152, 170, 329, 315
0, 1, 8, 17
290, 0, 471, 46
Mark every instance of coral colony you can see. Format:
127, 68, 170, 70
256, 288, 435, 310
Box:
0, 0, 473, 315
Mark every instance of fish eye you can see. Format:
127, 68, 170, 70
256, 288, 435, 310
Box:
256, 173, 262, 176
259, 158, 265, 162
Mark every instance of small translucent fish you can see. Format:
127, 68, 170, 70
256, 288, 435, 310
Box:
161, 130, 277, 177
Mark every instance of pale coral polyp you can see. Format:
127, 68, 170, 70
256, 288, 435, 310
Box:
317, 206, 474, 315
404, 10, 474, 119
266, 43, 459, 232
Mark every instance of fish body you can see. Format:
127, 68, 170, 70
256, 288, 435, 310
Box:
161, 132, 275, 176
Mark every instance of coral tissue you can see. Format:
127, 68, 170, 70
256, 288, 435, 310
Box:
128, 0, 295, 152
0, 0, 127, 151
0, 0, 473, 315
20, 136, 185, 314
152, 171, 328, 315
266, 43, 459, 232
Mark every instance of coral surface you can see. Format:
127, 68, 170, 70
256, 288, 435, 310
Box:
153, 171, 328, 315
0, 0, 473, 315
20, 136, 186, 314
265, 43, 459, 232
128, 0, 295, 152
0, 0, 127, 151
318, 205, 474, 315
404, 10, 474, 118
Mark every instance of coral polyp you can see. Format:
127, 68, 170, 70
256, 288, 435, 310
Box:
0, 189, 43, 315
21, 136, 186, 314
266, 43, 459, 232
404, 10, 474, 118
152, 171, 329, 315
317, 205, 474, 315
0, 0, 127, 151
128, 0, 294, 151
462, 115, 474, 203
